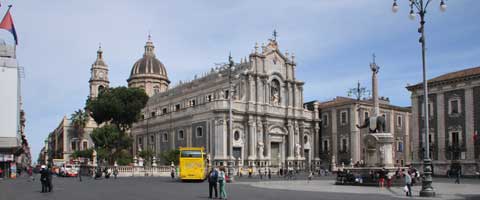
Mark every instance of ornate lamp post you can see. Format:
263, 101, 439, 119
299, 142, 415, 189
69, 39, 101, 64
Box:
391, 0, 447, 197
347, 80, 370, 101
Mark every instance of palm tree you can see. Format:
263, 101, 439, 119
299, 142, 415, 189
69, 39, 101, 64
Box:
71, 109, 90, 141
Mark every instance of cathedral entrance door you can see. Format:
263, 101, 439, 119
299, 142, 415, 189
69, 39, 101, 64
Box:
271, 143, 280, 167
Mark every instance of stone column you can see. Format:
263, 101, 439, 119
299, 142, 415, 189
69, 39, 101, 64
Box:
350, 105, 361, 163
292, 84, 297, 115
256, 76, 261, 105
257, 121, 264, 159
299, 122, 305, 158
186, 127, 192, 147
207, 120, 211, 156
465, 88, 475, 160
222, 118, 228, 159
248, 75, 255, 103
287, 122, 295, 160
331, 108, 338, 165
314, 126, 320, 161
411, 95, 420, 162
247, 120, 256, 160
285, 82, 291, 108
436, 93, 446, 161
405, 113, 411, 164
263, 121, 269, 159
214, 119, 222, 159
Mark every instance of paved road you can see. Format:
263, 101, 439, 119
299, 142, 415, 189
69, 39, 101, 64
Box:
1, 174, 479, 200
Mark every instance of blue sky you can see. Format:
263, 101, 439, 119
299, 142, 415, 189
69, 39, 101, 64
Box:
2, 0, 478, 162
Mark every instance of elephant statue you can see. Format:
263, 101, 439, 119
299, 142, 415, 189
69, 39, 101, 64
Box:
356, 116, 386, 133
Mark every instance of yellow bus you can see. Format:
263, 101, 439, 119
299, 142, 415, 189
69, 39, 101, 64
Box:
178, 147, 208, 181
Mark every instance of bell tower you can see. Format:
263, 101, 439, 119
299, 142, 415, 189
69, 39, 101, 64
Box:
89, 44, 109, 99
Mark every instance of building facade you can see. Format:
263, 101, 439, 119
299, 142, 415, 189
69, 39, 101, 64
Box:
407, 66, 480, 176
310, 96, 411, 170
131, 38, 320, 169
45, 116, 98, 165
0, 39, 31, 178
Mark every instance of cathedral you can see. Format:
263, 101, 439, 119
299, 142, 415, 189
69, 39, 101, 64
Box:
111, 35, 322, 169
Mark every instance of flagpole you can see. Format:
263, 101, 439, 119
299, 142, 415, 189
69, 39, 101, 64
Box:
7, 5, 16, 58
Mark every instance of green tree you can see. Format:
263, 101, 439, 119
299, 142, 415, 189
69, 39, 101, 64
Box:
160, 149, 180, 165
90, 125, 132, 164
70, 109, 89, 140
86, 87, 149, 132
71, 148, 94, 159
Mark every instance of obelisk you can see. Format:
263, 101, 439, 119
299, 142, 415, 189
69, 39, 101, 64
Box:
370, 54, 380, 117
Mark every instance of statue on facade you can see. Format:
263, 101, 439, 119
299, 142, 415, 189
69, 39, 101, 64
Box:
271, 80, 280, 105
219, 90, 225, 99
258, 142, 264, 158
295, 143, 301, 157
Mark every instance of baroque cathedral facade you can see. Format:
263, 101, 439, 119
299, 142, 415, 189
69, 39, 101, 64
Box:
126, 36, 320, 168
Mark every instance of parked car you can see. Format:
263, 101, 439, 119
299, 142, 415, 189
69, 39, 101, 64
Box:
59, 165, 78, 177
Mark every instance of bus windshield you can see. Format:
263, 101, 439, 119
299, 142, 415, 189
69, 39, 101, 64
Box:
180, 150, 202, 158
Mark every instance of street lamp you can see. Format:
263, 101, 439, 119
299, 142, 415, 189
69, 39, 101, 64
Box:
391, 0, 447, 197
347, 81, 370, 101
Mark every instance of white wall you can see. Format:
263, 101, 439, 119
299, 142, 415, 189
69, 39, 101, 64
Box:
0, 57, 19, 144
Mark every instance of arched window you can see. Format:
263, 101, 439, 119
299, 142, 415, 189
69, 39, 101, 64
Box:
178, 130, 184, 140
234, 131, 240, 141
71, 141, 77, 151
271, 79, 281, 105
82, 141, 88, 150
196, 127, 203, 137
304, 135, 308, 144
98, 85, 105, 94
153, 85, 160, 94
162, 133, 168, 142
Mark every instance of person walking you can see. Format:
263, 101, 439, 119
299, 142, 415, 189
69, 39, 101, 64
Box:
78, 165, 82, 182
378, 168, 385, 188
208, 168, 218, 199
40, 165, 48, 193
170, 167, 175, 180
27, 166, 34, 182
218, 166, 227, 200
455, 168, 461, 184
46, 166, 53, 192
248, 167, 253, 178
268, 168, 271, 179
259, 168, 263, 179
113, 167, 118, 179
307, 171, 313, 183
404, 170, 412, 197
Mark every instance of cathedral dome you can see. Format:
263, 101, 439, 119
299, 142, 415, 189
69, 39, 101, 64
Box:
127, 36, 170, 97
128, 36, 169, 82
130, 55, 167, 77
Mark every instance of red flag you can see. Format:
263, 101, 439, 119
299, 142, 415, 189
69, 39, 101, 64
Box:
0, 6, 18, 45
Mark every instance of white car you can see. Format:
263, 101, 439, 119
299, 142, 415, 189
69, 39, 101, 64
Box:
64, 165, 78, 177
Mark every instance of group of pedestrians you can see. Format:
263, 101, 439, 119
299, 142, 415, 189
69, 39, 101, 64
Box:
208, 166, 227, 200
